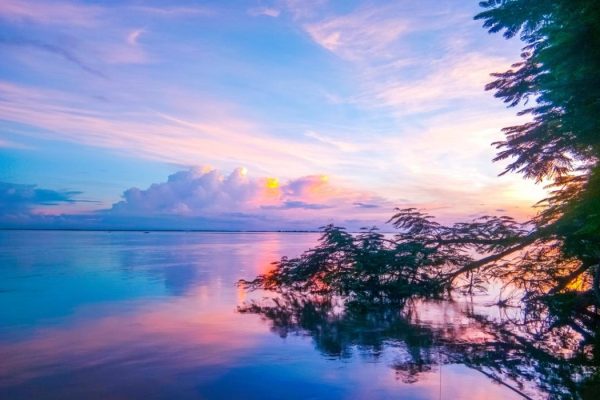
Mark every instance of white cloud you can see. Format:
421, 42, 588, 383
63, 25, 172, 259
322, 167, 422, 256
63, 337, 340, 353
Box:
131, 6, 212, 17
304, 130, 361, 152
110, 167, 392, 220
0, 167, 396, 230
248, 7, 281, 18
289, 2, 515, 116
365, 52, 510, 114
127, 29, 145, 46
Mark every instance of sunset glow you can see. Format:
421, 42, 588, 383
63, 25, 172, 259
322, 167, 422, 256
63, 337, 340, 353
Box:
0, 0, 542, 230
2, 1, 594, 398
265, 177, 279, 189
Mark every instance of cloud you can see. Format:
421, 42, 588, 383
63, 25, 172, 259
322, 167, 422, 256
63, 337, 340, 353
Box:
0, 0, 540, 227
0, 78, 540, 223
127, 29, 145, 46
0, 36, 106, 78
291, 1, 514, 115
0, 182, 82, 214
262, 201, 332, 210
0, 81, 358, 178
304, 130, 360, 152
110, 167, 259, 216
303, 6, 410, 60
0, 1, 166, 69
0, 0, 211, 26
248, 7, 281, 18
281, 0, 329, 20
102, 167, 395, 230
97, 29, 152, 65
130, 5, 212, 18
0, 0, 103, 27
0, 159, 541, 230
366, 52, 509, 114
353, 202, 379, 209
0, 168, 394, 230
0, 138, 30, 149
109, 167, 387, 218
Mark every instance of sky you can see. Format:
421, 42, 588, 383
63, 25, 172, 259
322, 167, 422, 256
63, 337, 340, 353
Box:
0, 0, 547, 230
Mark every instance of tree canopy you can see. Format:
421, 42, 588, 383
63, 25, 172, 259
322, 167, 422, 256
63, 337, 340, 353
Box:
476, 0, 600, 304
241, 0, 600, 314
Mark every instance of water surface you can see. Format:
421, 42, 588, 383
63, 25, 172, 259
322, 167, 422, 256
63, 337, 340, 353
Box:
0, 231, 531, 399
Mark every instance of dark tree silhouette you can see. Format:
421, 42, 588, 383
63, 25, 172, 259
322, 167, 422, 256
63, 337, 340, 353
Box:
240, 0, 600, 326
239, 2, 600, 398
239, 294, 599, 399
475, 0, 600, 306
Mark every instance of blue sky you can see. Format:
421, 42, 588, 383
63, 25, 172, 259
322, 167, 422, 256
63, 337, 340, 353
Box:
0, 0, 546, 230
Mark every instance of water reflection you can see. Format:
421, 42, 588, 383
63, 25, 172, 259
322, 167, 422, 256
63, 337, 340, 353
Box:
0, 231, 577, 399
239, 293, 600, 399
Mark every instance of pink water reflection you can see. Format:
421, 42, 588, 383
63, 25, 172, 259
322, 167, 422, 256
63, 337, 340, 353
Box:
0, 231, 531, 399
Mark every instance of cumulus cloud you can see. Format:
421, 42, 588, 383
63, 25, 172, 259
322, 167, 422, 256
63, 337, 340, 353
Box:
0, 164, 538, 230
110, 167, 259, 215
0, 168, 395, 230
109, 167, 390, 220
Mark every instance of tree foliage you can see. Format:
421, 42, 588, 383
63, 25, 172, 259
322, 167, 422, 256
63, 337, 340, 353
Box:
240, 0, 600, 316
475, 0, 600, 308
239, 3, 600, 395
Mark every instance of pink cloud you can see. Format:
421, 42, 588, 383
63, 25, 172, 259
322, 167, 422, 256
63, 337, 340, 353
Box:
368, 53, 511, 114
0, 0, 103, 27
0, 81, 343, 177
0, 0, 540, 226
0, 80, 542, 224
109, 167, 393, 225
303, 6, 410, 60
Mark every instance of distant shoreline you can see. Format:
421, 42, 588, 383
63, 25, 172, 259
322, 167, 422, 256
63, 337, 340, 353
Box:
0, 228, 321, 233
0, 228, 396, 234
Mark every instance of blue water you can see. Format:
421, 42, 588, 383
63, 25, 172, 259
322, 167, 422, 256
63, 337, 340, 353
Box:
0, 231, 529, 399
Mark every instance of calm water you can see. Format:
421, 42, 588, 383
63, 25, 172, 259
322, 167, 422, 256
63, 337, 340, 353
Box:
0, 231, 532, 399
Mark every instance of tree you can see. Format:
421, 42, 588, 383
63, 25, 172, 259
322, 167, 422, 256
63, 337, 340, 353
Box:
476, 0, 600, 300
241, 0, 600, 318
238, 2, 600, 397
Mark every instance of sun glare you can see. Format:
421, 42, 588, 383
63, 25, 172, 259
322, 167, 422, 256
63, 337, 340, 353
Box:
266, 177, 279, 189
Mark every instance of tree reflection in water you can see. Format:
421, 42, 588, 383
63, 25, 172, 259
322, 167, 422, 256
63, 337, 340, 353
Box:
238, 294, 599, 399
